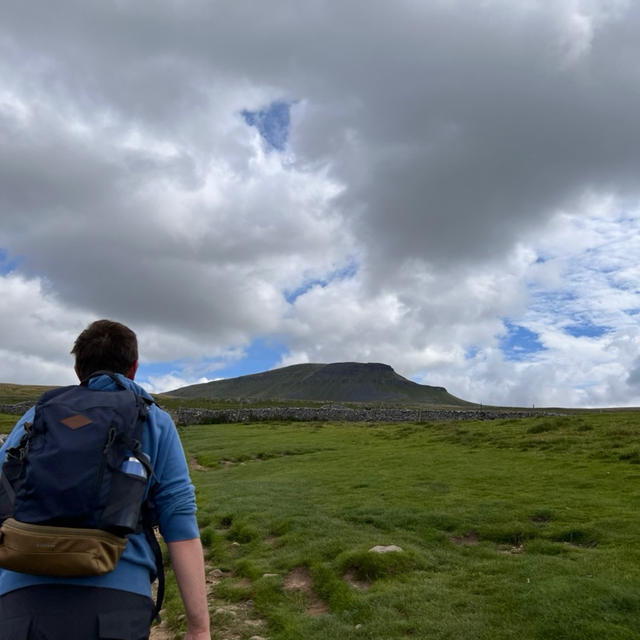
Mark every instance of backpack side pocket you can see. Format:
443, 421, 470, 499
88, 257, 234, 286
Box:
100, 470, 147, 535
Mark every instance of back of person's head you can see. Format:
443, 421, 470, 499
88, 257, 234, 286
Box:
72, 319, 138, 382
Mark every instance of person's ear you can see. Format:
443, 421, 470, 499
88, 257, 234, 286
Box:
127, 361, 139, 380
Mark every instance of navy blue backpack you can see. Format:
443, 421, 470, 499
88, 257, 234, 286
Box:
0, 372, 164, 618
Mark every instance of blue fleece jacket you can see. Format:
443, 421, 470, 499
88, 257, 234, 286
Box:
0, 374, 200, 598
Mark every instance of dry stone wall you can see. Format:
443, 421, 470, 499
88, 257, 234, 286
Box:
170, 406, 549, 425
0, 401, 557, 433
0, 402, 32, 416
0, 403, 30, 446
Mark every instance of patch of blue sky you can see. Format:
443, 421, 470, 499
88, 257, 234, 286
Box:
564, 323, 611, 338
0, 248, 21, 275
137, 338, 288, 389
499, 320, 545, 362
465, 346, 480, 360
242, 101, 291, 151
528, 289, 578, 315
285, 260, 358, 304
209, 338, 288, 380
137, 359, 179, 376
530, 290, 577, 304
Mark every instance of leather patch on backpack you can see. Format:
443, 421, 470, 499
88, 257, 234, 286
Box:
60, 414, 93, 429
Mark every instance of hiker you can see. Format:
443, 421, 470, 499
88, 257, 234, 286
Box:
0, 320, 211, 640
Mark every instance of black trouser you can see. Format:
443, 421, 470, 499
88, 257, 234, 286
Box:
0, 585, 154, 640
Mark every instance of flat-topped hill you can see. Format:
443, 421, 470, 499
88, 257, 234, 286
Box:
167, 362, 472, 406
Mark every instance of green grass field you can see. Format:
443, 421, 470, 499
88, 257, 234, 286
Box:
3, 407, 640, 638
0, 413, 18, 433
157, 413, 640, 639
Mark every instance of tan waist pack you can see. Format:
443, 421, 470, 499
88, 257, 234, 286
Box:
0, 518, 127, 576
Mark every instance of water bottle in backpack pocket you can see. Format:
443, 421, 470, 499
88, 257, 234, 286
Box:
100, 453, 150, 534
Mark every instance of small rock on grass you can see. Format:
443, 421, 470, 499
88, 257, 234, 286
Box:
369, 545, 403, 553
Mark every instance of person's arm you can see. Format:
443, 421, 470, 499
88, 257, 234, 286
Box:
167, 537, 211, 640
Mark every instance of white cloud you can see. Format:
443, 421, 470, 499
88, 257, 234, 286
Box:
139, 374, 212, 396
0, 274, 88, 385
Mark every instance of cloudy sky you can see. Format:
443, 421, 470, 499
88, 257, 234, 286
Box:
2, 0, 640, 407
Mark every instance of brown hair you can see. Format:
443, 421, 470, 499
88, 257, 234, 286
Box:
71, 319, 138, 381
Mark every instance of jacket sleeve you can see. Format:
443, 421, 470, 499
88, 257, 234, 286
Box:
0, 407, 35, 466
146, 406, 200, 542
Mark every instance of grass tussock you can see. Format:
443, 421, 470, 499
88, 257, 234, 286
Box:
337, 547, 421, 581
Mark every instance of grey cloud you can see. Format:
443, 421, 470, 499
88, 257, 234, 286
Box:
301, 9, 640, 273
